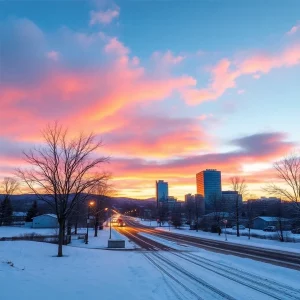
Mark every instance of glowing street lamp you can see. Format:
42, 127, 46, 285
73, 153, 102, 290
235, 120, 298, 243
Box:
85, 201, 95, 244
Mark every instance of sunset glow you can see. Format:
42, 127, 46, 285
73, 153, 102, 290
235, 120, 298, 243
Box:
1, 1, 300, 200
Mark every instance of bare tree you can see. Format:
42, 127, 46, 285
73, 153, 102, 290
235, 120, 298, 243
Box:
17, 123, 109, 257
245, 194, 258, 240
208, 192, 226, 233
0, 177, 19, 225
93, 179, 114, 237
230, 176, 247, 237
265, 153, 300, 216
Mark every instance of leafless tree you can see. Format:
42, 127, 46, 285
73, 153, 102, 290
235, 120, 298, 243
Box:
208, 192, 226, 233
0, 177, 19, 225
92, 179, 114, 237
17, 123, 109, 257
1, 177, 20, 196
230, 176, 247, 237
245, 194, 258, 240
265, 153, 300, 216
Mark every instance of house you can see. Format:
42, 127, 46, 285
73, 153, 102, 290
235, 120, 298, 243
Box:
252, 216, 291, 230
12, 212, 27, 225
32, 214, 58, 228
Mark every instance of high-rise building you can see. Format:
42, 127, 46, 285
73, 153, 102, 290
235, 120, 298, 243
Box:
196, 169, 221, 212
222, 191, 243, 212
156, 180, 168, 207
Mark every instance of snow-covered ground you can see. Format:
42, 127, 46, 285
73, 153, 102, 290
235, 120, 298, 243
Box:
139, 232, 300, 289
0, 241, 164, 300
132, 218, 300, 253
1, 237, 300, 300
70, 225, 137, 249
0, 226, 57, 237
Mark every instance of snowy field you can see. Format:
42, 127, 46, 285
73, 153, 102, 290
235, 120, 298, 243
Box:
0, 226, 57, 238
70, 225, 137, 249
132, 218, 300, 253
0, 241, 164, 300
1, 236, 300, 300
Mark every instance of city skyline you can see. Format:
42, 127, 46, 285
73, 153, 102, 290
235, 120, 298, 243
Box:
1, 1, 300, 199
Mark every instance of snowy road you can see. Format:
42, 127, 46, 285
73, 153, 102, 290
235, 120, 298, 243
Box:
121, 218, 300, 270
114, 218, 300, 300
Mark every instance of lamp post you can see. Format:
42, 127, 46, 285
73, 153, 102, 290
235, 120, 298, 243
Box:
223, 219, 228, 241
109, 211, 112, 239
85, 201, 95, 244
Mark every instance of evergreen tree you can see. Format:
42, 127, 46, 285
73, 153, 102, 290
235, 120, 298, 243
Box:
1, 197, 13, 225
25, 200, 39, 222
0, 200, 3, 226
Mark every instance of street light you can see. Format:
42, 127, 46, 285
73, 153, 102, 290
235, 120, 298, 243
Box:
109, 210, 112, 239
94, 207, 108, 237
85, 201, 95, 244
223, 219, 228, 241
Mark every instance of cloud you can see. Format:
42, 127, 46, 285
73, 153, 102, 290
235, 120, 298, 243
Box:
152, 50, 185, 65
182, 43, 300, 105
101, 112, 211, 157
90, 7, 120, 25
104, 37, 129, 56
46, 51, 59, 61
230, 132, 293, 158
0, 18, 48, 86
286, 23, 300, 36
107, 131, 294, 180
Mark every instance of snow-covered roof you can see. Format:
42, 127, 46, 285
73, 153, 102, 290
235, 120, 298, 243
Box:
255, 216, 290, 222
13, 212, 27, 217
204, 212, 231, 218
33, 214, 57, 219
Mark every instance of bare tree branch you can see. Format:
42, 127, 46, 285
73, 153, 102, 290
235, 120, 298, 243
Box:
16, 123, 110, 257
264, 153, 300, 214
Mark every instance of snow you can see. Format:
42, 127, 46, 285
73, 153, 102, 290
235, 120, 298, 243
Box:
131, 217, 300, 253
33, 214, 57, 219
157, 226, 300, 253
138, 232, 300, 290
0, 241, 165, 300
69, 225, 137, 249
1, 237, 299, 300
0, 226, 57, 237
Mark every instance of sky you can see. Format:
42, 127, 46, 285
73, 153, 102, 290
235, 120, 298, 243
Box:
0, 0, 300, 200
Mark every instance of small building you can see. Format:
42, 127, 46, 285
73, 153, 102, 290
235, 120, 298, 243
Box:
32, 214, 58, 228
252, 216, 291, 230
12, 212, 27, 225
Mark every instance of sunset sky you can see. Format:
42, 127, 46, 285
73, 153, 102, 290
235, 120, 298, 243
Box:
1, 0, 300, 200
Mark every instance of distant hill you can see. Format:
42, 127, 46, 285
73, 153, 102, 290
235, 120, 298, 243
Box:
0, 194, 156, 212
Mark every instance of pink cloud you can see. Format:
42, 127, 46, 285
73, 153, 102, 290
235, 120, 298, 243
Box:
46, 51, 59, 61
90, 8, 120, 25
286, 23, 300, 36
104, 37, 129, 56
183, 43, 300, 105
152, 50, 185, 65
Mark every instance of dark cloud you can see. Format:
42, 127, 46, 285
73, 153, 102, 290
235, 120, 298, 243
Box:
231, 132, 294, 156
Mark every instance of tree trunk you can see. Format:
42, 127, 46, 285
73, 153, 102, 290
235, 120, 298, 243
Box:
236, 199, 240, 237
58, 220, 64, 257
74, 218, 78, 235
94, 215, 98, 237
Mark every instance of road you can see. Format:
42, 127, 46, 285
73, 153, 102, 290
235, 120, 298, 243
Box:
114, 217, 300, 300
117, 217, 300, 270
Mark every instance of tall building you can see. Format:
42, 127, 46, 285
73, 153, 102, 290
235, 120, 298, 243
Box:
156, 180, 168, 207
222, 191, 243, 212
196, 169, 221, 212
